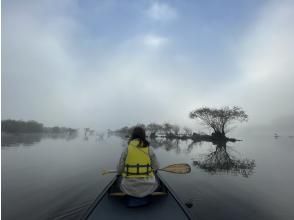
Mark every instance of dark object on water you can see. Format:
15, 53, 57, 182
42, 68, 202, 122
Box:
274, 133, 279, 138
82, 174, 192, 220
185, 201, 193, 208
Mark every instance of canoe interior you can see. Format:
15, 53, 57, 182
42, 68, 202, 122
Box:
82, 174, 191, 220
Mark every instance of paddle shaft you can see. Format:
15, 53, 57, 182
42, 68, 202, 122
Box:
102, 163, 191, 175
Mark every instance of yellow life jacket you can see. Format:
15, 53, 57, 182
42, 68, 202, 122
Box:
122, 139, 154, 178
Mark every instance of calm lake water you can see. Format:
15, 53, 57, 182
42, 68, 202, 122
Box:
2, 132, 294, 220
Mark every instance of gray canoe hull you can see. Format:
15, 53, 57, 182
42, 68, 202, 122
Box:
82, 174, 192, 220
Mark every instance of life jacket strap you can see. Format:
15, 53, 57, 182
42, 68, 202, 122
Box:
125, 164, 152, 176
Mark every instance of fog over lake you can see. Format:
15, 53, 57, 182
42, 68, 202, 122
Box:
2, 0, 294, 132
2, 1, 294, 220
2, 133, 294, 220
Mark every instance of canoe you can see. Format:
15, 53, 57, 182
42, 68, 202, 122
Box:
81, 174, 192, 220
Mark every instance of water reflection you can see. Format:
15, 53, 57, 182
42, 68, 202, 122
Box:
107, 134, 256, 178
186, 141, 203, 154
149, 138, 204, 155
1, 134, 42, 147
150, 138, 180, 152
193, 141, 256, 177
1, 132, 78, 147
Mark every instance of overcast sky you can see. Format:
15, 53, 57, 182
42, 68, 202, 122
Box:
2, 0, 294, 132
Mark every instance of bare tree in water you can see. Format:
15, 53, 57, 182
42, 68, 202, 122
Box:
183, 127, 193, 136
162, 123, 173, 135
146, 123, 163, 138
189, 106, 248, 138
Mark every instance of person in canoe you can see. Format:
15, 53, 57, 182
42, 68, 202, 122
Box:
117, 126, 159, 200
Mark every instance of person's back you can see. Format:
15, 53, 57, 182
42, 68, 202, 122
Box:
117, 127, 159, 198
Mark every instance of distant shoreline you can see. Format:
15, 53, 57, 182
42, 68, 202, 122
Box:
1, 119, 78, 134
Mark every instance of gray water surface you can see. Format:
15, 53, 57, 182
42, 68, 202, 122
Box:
2, 133, 294, 220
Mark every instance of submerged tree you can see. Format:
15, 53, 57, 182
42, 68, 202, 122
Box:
170, 124, 180, 135
146, 123, 163, 138
189, 106, 248, 138
183, 127, 193, 136
162, 123, 173, 135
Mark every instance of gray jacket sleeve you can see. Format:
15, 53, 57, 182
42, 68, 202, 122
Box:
117, 147, 128, 174
149, 147, 159, 170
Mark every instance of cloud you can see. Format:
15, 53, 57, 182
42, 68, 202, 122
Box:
146, 1, 177, 21
2, 0, 294, 132
238, 1, 294, 83
142, 34, 169, 48
210, 0, 294, 128
238, 1, 294, 122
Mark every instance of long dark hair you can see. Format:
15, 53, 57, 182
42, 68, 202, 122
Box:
128, 126, 149, 148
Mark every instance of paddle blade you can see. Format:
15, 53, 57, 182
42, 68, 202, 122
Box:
160, 163, 191, 174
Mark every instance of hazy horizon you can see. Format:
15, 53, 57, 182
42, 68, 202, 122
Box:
2, 0, 294, 133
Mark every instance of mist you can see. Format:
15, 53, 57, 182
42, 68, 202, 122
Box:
2, 0, 294, 133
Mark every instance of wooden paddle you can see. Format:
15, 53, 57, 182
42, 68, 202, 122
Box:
101, 163, 191, 175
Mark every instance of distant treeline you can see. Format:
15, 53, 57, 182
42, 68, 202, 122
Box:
2, 120, 43, 133
110, 106, 247, 142
109, 122, 238, 143
1, 120, 77, 134
109, 123, 196, 138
